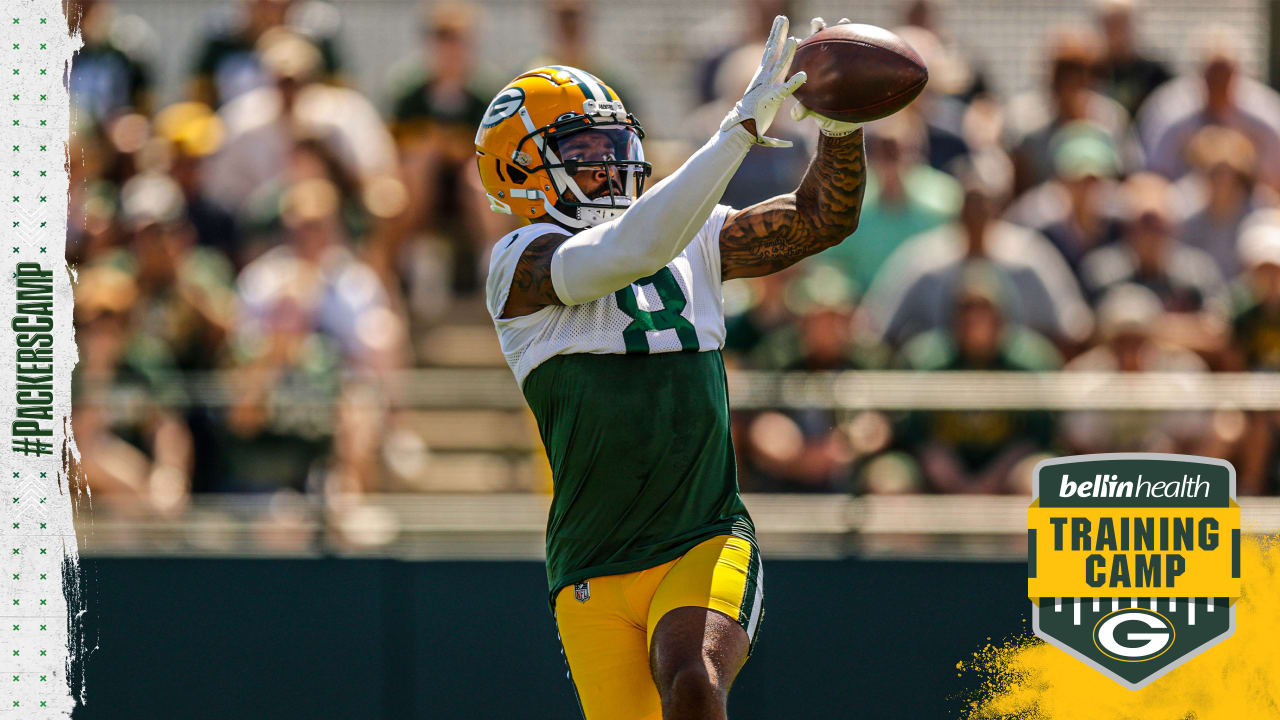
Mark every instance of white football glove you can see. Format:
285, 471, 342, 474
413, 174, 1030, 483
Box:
790, 17, 864, 138
719, 15, 808, 148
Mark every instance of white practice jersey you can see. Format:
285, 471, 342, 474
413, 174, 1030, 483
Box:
485, 204, 732, 386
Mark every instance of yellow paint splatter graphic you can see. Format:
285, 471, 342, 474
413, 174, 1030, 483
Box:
960, 537, 1280, 720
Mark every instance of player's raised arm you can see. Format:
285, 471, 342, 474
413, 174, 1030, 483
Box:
499, 16, 807, 317
718, 116, 866, 281
719, 17, 892, 280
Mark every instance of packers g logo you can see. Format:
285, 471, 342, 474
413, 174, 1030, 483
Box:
481, 88, 525, 128
1092, 608, 1174, 662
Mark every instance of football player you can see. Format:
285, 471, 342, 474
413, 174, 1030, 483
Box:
476, 16, 866, 720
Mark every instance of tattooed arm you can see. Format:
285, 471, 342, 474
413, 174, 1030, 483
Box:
500, 232, 571, 318
719, 128, 867, 280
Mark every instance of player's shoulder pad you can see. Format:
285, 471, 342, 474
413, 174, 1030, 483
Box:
485, 223, 572, 320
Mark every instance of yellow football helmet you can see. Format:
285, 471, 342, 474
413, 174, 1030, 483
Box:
475, 65, 650, 229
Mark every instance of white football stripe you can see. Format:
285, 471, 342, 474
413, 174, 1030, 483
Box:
746, 561, 765, 640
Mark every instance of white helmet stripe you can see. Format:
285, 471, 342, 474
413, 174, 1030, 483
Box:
582, 73, 610, 104
517, 106, 542, 148
557, 65, 609, 103
582, 70, 615, 102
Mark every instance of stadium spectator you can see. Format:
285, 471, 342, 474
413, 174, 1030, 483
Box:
1006, 25, 1132, 195
1229, 222, 1280, 492
235, 136, 365, 256
895, 263, 1060, 494
92, 172, 240, 494
226, 178, 400, 495
188, 0, 344, 108
817, 111, 961, 293
1062, 283, 1211, 455
1091, 0, 1172, 118
202, 28, 396, 215
860, 157, 1093, 349
746, 265, 889, 372
67, 0, 156, 124
151, 102, 245, 265
1225, 218, 1280, 371
1005, 122, 1125, 281
96, 172, 238, 372
1078, 173, 1228, 353
1139, 25, 1280, 189
1176, 126, 1272, 281
386, 2, 491, 141
383, 2, 517, 300
217, 280, 346, 494
722, 270, 799, 366
72, 266, 193, 516
739, 266, 883, 493
235, 178, 404, 372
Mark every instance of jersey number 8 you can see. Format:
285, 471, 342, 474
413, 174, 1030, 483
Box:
614, 268, 699, 354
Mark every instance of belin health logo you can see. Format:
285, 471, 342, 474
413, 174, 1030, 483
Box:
1028, 453, 1241, 689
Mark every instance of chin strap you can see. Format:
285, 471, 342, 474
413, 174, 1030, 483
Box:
542, 200, 589, 229
542, 198, 631, 229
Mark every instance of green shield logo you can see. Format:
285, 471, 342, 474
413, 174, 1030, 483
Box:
1029, 453, 1240, 689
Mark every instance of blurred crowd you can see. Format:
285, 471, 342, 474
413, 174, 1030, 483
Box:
66, 0, 1280, 516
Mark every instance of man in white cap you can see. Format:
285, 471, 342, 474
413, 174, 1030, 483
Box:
1062, 283, 1210, 455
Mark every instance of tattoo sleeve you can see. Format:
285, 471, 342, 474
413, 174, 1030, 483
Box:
718, 129, 867, 280
500, 232, 571, 318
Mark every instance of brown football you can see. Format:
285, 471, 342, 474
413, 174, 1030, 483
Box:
788, 23, 928, 123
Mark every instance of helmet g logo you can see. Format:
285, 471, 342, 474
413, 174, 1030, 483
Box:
481, 87, 526, 129
1093, 608, 1174, 662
